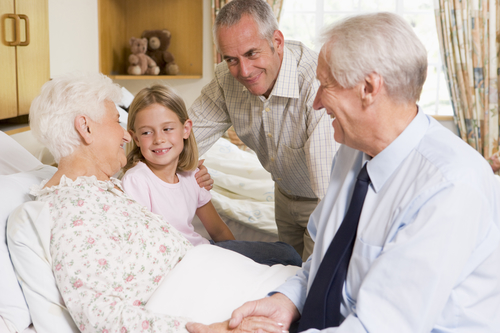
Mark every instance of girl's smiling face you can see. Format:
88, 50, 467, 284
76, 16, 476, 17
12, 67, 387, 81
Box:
131, 103, 192, 179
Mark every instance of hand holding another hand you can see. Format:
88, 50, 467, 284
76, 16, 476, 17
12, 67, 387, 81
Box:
187, 317, 284, 333
229, 293, 299, 331
186, 294, 299, 333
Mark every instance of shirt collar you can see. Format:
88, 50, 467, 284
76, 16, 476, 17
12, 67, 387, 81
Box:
367, 106, 430, 193
244, 44, 300, 99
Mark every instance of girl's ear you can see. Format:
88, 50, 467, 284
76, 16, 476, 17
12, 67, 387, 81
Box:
75, 115, 93, 145
183, 119, 193, 139
129, 129, 140, 147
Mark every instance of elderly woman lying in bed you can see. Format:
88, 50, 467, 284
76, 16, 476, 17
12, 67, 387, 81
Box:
24, 72, 291, 333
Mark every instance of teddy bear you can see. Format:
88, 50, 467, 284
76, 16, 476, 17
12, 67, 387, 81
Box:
127, 37, 160, 75
141, 29, 179, 75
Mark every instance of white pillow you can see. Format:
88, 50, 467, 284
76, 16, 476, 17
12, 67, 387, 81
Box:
7, 201, 78, 333
0, 165, 57, 333
8, 130, 55, 166
146, 244, 300, 324
0, 131, 42, 175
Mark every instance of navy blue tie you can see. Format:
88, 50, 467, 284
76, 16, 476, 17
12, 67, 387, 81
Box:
298, 164, 371, 330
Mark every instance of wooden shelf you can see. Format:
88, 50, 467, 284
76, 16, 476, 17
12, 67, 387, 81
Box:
432, 115, 454, 121
4, 125, 30, 136
98, 0, 203, 80
110, 75, 202, 80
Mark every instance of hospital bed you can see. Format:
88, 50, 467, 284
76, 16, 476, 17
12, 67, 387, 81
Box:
0, 129, 294, 333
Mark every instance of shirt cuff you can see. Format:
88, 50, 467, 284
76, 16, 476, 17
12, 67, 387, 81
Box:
269, 277, 308, 314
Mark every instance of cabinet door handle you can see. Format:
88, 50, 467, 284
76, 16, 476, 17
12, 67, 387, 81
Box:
7, 14, 21, 46
18, 14, 30, 46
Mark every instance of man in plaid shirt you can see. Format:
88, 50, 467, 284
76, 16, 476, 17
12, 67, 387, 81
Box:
189, 0, 338, 261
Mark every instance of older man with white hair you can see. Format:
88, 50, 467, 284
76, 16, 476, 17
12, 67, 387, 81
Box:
187, 12, 500, 333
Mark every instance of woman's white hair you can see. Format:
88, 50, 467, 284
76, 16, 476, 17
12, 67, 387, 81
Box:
29, 72, 122, 163
213, 0, 279, 52
320, 12, 428, 103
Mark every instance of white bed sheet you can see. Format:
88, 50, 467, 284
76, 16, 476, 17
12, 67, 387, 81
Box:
0, 317, 35, 333
200, 138, 278, 240
6, 131, 55, 167
0, 131, 42, 175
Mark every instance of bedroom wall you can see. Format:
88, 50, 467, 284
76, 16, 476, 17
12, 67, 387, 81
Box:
48, 0, 99, 78
48, 0, 458, 135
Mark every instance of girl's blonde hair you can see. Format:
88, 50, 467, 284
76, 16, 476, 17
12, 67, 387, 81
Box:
123, 84, 198, 173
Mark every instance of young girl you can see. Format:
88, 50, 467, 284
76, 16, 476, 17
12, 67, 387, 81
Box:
121, 84, 235, 245
122, 84, 302, 266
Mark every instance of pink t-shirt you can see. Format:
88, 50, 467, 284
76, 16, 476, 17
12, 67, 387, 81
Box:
122, 161, 211, 246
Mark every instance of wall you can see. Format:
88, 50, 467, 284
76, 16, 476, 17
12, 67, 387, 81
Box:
48, 0, 99, 78
47, 0, 458, 135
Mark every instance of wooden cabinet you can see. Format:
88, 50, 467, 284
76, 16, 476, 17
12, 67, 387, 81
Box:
98, 0, 203, 80
0, 0, 49, 121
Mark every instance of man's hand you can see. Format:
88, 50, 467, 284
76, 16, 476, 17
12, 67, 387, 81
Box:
229, 294, 300, 330
196, 159, 214, 190
187, 317, 283, 333
488, 154, 500, 173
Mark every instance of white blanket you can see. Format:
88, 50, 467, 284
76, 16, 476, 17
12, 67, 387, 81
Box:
146, 245, 300, 324
202, 138, 277, 236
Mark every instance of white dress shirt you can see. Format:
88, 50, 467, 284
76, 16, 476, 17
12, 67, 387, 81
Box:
189, 41, 338, 199
275, 108, 500, 332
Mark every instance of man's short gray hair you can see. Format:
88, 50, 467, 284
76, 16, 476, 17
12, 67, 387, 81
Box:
29, 72, 122, 163
320, 12, 428, 103
213, 0, 279, 52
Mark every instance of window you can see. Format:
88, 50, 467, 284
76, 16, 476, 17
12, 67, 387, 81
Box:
279, 0, 453, 116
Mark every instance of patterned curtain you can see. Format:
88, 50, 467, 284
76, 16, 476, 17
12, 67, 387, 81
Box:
212, 0, 284, 65
434, 0, 500, 165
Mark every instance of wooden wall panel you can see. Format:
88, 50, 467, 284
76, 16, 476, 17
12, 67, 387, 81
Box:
16, 0, 50, 115
0, 1, 19, 120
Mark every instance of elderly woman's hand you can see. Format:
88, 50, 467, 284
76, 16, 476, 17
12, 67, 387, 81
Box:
186, 317, 284, 333
196, 159, 214, 190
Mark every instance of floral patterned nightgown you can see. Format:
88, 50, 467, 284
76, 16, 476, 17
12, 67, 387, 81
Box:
31, 175, 194, 333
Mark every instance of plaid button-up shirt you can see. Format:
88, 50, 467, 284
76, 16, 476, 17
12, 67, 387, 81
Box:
189, 41, 338, 199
